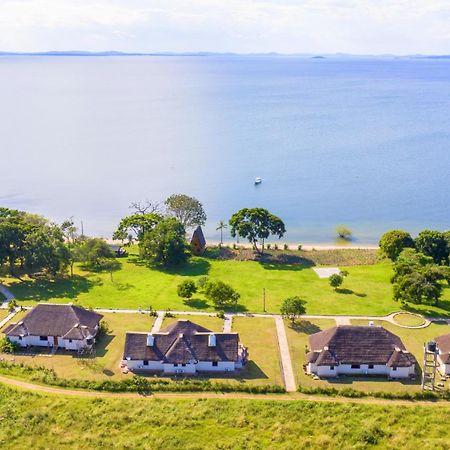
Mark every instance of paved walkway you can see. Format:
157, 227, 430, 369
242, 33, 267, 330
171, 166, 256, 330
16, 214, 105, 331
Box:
223, 314, 233, 332
151, 312, 165, 333
274, 316, 296, 392
0, 284, 15, 309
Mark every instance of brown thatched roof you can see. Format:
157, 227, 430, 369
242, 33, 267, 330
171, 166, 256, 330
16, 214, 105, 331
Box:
3, 304, 103, 340
124, 320, 240, 364
308, 326, 416, 367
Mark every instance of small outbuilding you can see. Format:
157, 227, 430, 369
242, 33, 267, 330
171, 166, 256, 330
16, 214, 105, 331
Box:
122, 319, 247, 374
306, 325, 416, 379
435, 332, 450, 375
190, 226, 206, 255
3, 304, 103, 351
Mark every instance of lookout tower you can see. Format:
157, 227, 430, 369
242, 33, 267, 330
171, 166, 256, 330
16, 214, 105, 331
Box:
422, 341, 439, 391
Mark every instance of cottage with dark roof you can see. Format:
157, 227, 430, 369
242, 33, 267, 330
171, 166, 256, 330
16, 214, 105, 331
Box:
3, 304, 103, 351
123, 320, 247, 374
435, 332, 450, 375
306, 324, 416, 379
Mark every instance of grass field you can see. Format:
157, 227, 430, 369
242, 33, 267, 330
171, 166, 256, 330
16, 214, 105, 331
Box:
0, 312, 155, 380
1, 386, 450, 449
0, 310, 10, 322
286, 317, 450, 393
2, 252, 449, 317
161, 314, 225, 331
393, 313, 426, 327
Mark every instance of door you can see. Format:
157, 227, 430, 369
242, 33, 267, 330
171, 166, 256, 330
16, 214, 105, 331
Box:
52, 336, 59, 347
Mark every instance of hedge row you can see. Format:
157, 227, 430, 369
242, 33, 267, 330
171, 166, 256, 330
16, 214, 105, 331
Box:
298, 385, 450, 401
0, 362, 285, 394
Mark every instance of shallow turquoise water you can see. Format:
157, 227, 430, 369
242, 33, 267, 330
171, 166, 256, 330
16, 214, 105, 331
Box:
0, 55, 449, 244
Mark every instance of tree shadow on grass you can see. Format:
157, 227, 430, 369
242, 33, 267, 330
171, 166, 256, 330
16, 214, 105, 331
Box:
229, 361, 268, 380
335, 288, 367, 298
91, 334, 115, 358
401, 300, 450, 318
183, 298, 209, 309
8, 275, 96, 302
288, 320, 322, 335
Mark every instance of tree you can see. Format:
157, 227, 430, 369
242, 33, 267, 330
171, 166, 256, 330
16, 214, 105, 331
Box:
391, 248, 446, 306
379, 230, 415, 261
97, 258, 122, 282
165, 194, 207, 230
329, 274, 343, 290
75, 238, 115, 270
0, 337, 18, 353
415, 230, 449, 265
336, 225, 352, 240
140, 218, 188, 267
204, 281, 240, 309
177, 280, 197, 300
229, 208, 286, 254
280, 296, 306, 324
113, 212, 161, 244
216, 220, 228, 245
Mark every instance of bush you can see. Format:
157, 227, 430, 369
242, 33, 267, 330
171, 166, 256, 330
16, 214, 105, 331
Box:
273, 244, 278, 250
196, 276, 209, 291
204, 281, 240, 309
0, 338, 19, 353
297, 244, 302, 251
216, 310, 225, 319
266, 243, 271, 250
98, 320, 110, 336
177, 279, 197, 300
165, 310, 175, 318
329, 273, 343, 289
283, 243, 289, 250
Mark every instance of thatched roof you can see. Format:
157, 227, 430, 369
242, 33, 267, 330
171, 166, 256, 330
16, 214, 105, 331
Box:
307, 326, 416, 367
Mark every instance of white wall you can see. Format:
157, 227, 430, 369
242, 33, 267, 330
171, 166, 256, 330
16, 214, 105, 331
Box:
7, 335, 91, 351
438, 355, 450, 375
124, 360, 237, 373
308, 363, 414, 379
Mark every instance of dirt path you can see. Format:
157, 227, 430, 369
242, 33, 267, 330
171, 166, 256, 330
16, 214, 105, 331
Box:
1, 375, 448, 408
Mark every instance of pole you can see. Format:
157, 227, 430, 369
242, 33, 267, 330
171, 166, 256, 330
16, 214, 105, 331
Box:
263, 288, 266, 312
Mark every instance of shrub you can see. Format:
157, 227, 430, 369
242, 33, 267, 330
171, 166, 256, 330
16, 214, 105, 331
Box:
0, 337, 19, 353
98, 320, 110, 336
8, 300, 18, 312
273, 244, 278, 250
266, 243, 271, 250
196, 276, 209, 291
283, 243, 288, 250
165, 310, 175, 318
329, 273, 343, 289
204, 281, 240, 309
216, 310, 225, 319
177, 279, 197, 300
297, 244, 302, 251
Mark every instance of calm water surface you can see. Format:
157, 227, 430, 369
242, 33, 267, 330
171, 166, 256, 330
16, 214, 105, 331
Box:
0, 56, 449, 244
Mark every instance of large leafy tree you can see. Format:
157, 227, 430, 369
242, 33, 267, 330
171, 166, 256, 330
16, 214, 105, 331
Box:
165, 194, 207, 229
140, 218, 188, 267
229, 208, 286, 254
392, 248, 447, 306
74, 237, 115, 269
280, 296, 306, 324
0, 208, 70, 276
379, 230, 415, 261
415, 230, 449, 265
113, 212, 161, 244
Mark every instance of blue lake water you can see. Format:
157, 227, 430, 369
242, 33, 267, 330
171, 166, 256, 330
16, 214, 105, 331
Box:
0, 55, 449, 244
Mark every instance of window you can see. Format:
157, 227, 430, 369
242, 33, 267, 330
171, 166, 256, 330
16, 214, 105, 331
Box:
350, 364, 360, 369
18, 336, 22, 341
212, 361, 218, 367
68, 339, 72, 343
181, 364, 186, 367
330, 366, 335, 370
392, 367, 397, 371
368, 364, 374, 369
174, 363, 178, 367
39, 336, 47, 341
143, 360, 149, 366
86, 338, 93, 345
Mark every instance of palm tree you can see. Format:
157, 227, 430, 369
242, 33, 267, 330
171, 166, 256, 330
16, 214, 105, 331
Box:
216, 221, 228, 245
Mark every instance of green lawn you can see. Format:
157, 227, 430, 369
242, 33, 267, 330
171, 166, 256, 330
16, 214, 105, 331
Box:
231, 316, 284, 387
1, 254, 449, 317
2, 386, 450, 449
0, 310, 10, 322
393, 313, 426, 327
286, 317, 450, 393
0, 312, 155, 380
161, 314, 225, 332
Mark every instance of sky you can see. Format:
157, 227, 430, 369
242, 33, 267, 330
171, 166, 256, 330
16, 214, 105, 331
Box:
1, 0, 450, 55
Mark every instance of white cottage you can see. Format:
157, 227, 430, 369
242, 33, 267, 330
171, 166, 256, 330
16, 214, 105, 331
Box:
3, 304, 103, 351
435, 333, 450, 375
306, 325, 416, 379
123, 320, 247, 374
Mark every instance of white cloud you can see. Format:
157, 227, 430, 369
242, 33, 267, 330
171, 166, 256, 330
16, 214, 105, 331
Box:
0, 0, 449, 54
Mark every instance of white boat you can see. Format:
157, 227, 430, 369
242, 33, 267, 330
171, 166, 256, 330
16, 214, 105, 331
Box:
254, 177, 262, 185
